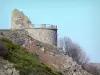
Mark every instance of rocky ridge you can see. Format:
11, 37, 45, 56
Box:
0, 29, 93, 75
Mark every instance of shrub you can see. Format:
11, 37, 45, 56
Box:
83, 63, 100, 75
0, 38, 9, 57
58, 36, 89, 66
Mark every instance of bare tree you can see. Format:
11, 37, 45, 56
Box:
58, 36, 90, 66
57, 37, 64, 50
57, 37, 72, 52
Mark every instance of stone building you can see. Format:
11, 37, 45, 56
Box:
11, 9, 58, 46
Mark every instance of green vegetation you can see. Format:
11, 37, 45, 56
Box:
0, 38, 62, 75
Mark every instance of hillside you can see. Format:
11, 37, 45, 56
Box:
0, 38, 62, 75
0, 31, 93, 75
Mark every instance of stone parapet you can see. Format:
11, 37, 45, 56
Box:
30, 24, 57, 29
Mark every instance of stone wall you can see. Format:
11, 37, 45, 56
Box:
26, 28, 57, 46
0, 28, 57, 46
0, 29, 31, 46
11, 9, 58, 46
0, 29, 51, 52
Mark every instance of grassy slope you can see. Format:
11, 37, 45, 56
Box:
0, 38, 62, 75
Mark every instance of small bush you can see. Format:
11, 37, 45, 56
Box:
83, 64, 100, 75
58, 36, 89, 66
0, 38, 9, 57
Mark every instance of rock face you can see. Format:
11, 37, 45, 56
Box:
50, 54, 93, 75
0, 29, 56, 53
0, 57, 19, 75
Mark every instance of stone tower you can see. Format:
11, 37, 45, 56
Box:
11, 9, 57, 46
11, 9, 34, 29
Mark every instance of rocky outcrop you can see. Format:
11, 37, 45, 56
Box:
50, 54, 93, 75
0, 57, 19, 75
0, 29, 93, 75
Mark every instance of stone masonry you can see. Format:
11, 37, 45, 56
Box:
11, 9, 57, 46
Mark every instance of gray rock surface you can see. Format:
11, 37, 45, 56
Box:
51, 54, 93, 75
0, 57, 19, 75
